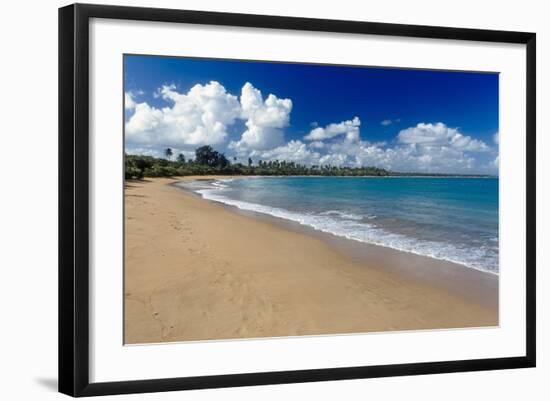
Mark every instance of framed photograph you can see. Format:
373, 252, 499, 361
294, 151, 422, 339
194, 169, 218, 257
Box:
58, 3, 536, 397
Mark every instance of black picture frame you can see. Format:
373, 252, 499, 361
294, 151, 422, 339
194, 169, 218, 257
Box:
59, 3, 536, 397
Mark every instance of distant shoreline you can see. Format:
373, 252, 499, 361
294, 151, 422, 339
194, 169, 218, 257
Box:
125, 153, 497, 180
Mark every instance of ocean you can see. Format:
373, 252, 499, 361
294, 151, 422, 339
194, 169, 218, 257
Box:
178, 176, 499, 274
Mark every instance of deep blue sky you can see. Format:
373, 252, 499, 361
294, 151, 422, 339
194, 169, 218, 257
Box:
124, 54, 498, 145
124, 54, 499, 174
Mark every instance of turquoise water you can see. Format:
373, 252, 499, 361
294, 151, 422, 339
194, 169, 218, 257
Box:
179, 176, 499, 274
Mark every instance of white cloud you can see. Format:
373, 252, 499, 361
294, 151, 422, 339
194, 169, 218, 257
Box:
369, 144, 477, 173
308, 141, 325, 149
126, 81, 292, 156
397, 122, 489, 152
125, 90, 147, 111
381, 118, 400, 126
125, 92, 136, 110
126, 146, 196, 161
493, 132, 499, 145
299, 121, 493, 173
125, 81, 241, 149
318, 153, 349, 166
252, 140, 320, 165
304, 117, 361, 142
229, 83, 292, 152
125, 82, 496, 174
328, 142, 474, 172
247, 136, 487, 174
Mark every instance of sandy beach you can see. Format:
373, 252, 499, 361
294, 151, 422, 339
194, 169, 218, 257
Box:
124, 177, 498, 344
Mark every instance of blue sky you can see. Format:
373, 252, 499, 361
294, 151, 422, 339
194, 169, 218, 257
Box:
124, 54, 499, 174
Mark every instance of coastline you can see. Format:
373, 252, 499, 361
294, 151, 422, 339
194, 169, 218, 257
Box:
212, 203, 499, 309
124, 176, 498, 344
178, 175, 498, 276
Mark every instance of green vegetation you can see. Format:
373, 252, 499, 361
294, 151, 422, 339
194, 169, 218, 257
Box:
125, 145, 494, 179
125, 145, 392, 179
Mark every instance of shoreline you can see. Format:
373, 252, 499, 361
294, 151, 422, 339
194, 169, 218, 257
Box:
175, 175, 498, 277
125, 176, 498, 344
175, 176, 498, 309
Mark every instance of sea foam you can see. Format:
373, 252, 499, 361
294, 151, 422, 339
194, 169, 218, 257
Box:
181, 180, 498, 275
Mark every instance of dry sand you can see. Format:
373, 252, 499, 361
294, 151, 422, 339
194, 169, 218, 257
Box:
124, 177, 498, 344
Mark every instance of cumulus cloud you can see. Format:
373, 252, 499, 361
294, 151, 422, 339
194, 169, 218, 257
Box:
125, 92, 136, 110
125, 81, 496, 174
397, 122, 489, 152
126, 146, 195, 161
125, 81, 241, 149
242, 118, 494, 174
308, 141, 325, 149
289, 121, 493, 173
304, 117, 361, 142
126, 81, 292, 157
252, 140, 320, 165
493, 132, 499, 145
248, 136, 484, 174
229, 83, 292, 153
356, 143, 478, 173
318, 152, 350, 167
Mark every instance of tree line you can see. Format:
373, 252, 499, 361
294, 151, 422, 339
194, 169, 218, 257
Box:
125, 145, 391, 179
125, 145, 493, 179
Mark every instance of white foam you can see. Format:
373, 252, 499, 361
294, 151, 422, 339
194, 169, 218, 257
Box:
319, 210, 364, 221
181, 181, 498, 275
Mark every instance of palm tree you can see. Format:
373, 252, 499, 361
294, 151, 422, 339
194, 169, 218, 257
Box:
177, 153, 185, 163
164, 147, 173, 160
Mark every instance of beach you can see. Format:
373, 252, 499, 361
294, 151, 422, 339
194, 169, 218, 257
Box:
124, 177, 498, 344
